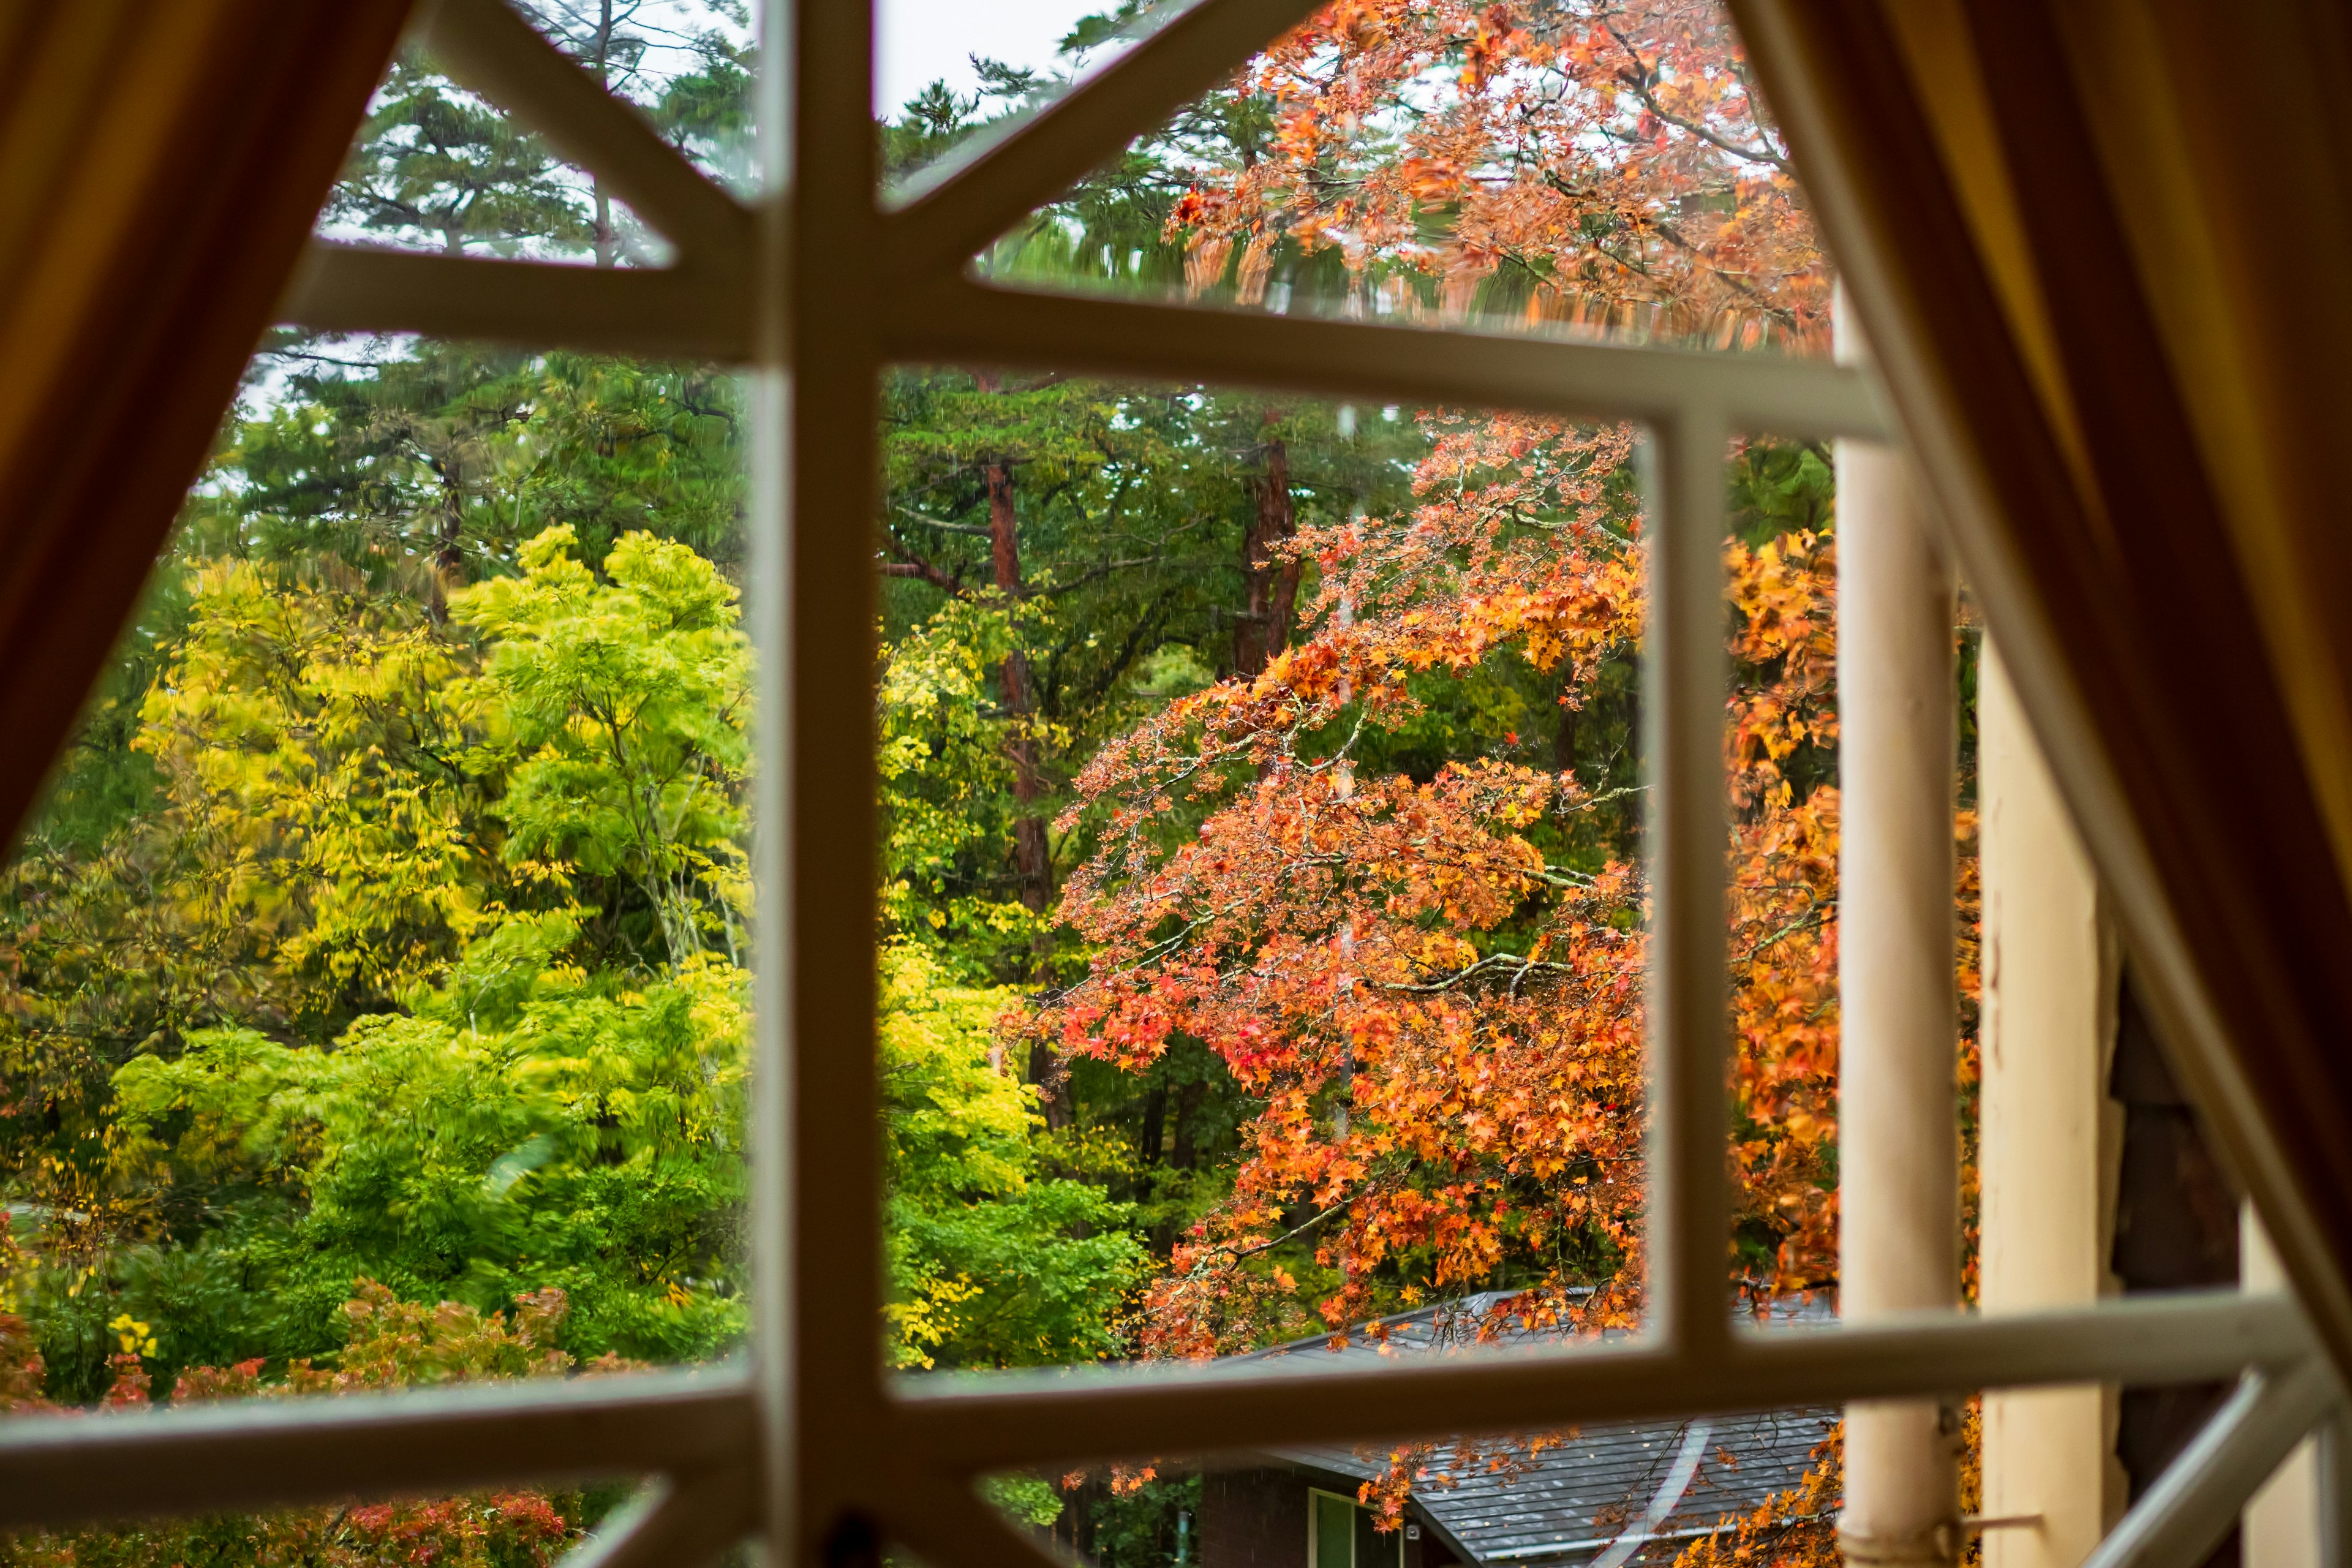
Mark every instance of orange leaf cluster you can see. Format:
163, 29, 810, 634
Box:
1024, 408, 1861, 1353
1173, 0, 1826, 347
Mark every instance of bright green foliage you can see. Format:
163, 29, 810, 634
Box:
134, 559, 490, 1023
981, 1476, 1067, 1529
880, 945, 1146, 1369
4, 518, 1148, 1395
455, 527, 750, 967
2, 531, 762, 1382
108, 912, 749, 1365
879, 601, 1039, 965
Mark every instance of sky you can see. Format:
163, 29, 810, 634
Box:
873, 0, 1102, 116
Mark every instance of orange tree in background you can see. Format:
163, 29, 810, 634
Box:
1167, 0, 1826, 347
1021, 409, 1847, 1352
1020, 0, 1858, 1355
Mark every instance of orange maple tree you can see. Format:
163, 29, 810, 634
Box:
1172, 0, 1826, 347
1023, 404, 1844, 1351
1022, 0, 1850, 1357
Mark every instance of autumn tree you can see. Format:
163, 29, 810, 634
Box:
1019, 0, 1855, 1355
1167, 0, 1825, 348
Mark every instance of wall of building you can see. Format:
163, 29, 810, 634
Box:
1199, 1467, 1446, 1568
1202, 1468, 1314, 1568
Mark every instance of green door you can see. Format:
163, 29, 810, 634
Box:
1314, 1493, 1355, 1568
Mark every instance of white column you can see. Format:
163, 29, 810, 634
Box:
2245, 1211, 2324, 1568
1836, 293, 1962, 1568
1978, 637, 2126, 1568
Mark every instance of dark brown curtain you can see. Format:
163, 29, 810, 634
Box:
1729, 0, 2352, 1372
0, 0, 413, 843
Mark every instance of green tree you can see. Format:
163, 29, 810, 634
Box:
106, 911, 750, 1367
330, 55, 590, 258
880, 944, 1147, 1370
457, 526, 750, 968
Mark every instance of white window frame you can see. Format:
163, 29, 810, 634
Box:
0, 2, 2333, 1567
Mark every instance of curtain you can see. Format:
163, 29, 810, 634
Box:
1729, 0, 2352, 1371
0, 0, 413, 843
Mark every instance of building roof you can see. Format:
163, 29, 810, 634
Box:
1223, 1294, 1839, 1568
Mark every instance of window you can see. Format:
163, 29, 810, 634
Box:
0, 2, 2328, 1567
1310, 1488, 1398, 1568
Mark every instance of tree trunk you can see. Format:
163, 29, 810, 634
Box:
1138, 1081, 1168, 1168
1553, 683, 1580, 776
1233, 434, 1299, 677
591, 0, 616, 268
1170, 1079, 1208, 1170
988, 459, 1054, 922
431, 451, 466, 624
986, 450, 1072, 1129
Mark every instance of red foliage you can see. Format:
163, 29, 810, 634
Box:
1023, 397, 1856, 1354
1020, 0, 1899, 1364
1174, 0, 1826, 349
0, 1280, 638, 1568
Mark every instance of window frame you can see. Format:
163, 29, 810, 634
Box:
0, 2, 2326, 1567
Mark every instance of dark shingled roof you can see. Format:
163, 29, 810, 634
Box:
1223, 1294, 1839, 1568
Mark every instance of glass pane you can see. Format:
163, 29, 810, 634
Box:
979, 1371, 2248, 1568
2, 330, 750, 1423
881, 0, 1826, 353
875, 0, 1110, 124
877, 369, 1660, 1378
319, 2, 755, 260
1724, 436, 1842, 1303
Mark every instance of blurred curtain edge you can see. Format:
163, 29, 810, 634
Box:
1730, 0, 2352, 1374
0, 0, 414, 842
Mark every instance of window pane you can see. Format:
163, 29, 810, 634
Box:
875, 0, 1107, 124
881, 0, 1826, 354
876, 369, 1660, 1378
318, 2, 754, 261
982, 1415, 1841, 1568
2, 330, 750, 1422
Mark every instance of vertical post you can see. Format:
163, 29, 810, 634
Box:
752, 0, 886, 1564
1644, 405, 1730, 1360
748, 0, 793, 1544
2245, 1210, 2326, 1568
1979, 635, 2125, 1568
2321, 1415, 2352, 1568
1835, 293, 1960, 1568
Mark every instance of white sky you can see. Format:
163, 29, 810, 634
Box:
873, 0, 1104, 116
